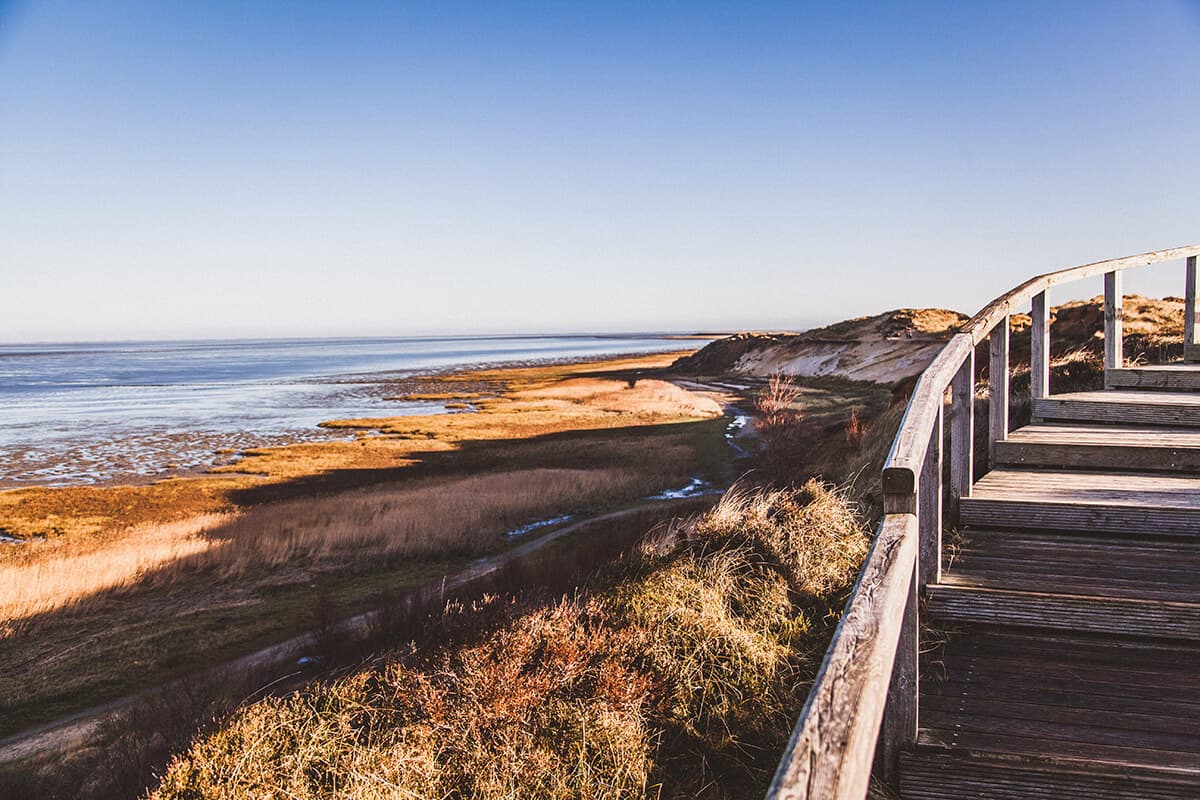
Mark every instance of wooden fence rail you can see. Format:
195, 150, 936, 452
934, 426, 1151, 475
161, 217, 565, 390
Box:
765, 244, 1200, 800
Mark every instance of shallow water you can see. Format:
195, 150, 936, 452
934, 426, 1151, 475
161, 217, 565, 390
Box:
0, 335, 700, 487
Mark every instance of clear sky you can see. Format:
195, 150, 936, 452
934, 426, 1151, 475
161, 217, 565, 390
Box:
2, 1, 1199, 342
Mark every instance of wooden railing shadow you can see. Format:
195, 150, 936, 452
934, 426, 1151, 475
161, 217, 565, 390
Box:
765, 246, 1200, 799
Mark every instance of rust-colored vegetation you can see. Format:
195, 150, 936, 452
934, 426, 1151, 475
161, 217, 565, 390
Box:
149, 482, 868, 800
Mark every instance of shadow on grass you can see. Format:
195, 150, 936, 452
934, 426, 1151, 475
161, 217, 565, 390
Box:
2, 499, 715, 800
225, 417, 732, 508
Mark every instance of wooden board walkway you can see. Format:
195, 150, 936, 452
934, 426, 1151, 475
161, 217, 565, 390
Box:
766, 249, 1200, 800
1034, 389, 1200, 427
901, 375, 1200, 797
1108, 365, 1200, 391
995, 422, 1200, 472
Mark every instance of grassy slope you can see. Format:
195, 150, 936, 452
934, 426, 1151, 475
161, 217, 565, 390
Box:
150, 482, 869, 800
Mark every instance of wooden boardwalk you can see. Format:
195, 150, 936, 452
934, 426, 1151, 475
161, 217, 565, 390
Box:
906, 382, 1200, 796
766, 247, 1200, 800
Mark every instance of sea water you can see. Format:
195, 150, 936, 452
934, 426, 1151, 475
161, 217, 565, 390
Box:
0, 334, 702, 486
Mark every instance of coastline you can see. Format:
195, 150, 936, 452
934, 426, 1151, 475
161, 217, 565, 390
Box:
0, 349, 709, 542
0, 346, 711, 492
0, 347, 739, 745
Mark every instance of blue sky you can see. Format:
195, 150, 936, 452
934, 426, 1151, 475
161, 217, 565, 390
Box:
2, 1, 1199, 341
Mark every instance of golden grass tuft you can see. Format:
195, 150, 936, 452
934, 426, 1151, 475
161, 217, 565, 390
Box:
150, 481, 868, 799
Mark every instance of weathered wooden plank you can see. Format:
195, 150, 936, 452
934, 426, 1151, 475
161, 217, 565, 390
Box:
882, 334, 972, 504
1105, 270, 1124, 370
923, 679, 1200, 718
921, 694, 1200, 738
988, 317, 1009, 468
1106, 366, 1200, 391
935, 627, 1200, 674
901, 749, 1200, 800
929, 639, 1200, 692
994, 433, 1200, 472
876, 558, 918, 785
950, 555, 1200, 582
952, 528, 1200, 562
918, 406, 942, 586
1033, 395, 1200, 427
1030, 289, 1050, 400
959, 500, 1200, 535
765, 515, 916, 800
925, 585, 1200, 639
962, 245, 1200, 345
960, 465, 1200, 534
969, 467, 1200, 506
916, 710, 1200, 762
916, 728, 1200, 772
928, 665, 1200, 705
1186, 255, 1198, 351
949, 552, 1200, 581
939, 571, 1197, 603
1003, 422, 1200, 446
948, 350, 974, 511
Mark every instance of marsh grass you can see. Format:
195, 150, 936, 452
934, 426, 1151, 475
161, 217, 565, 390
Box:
0, 414, 731, 748
149, 481, 868, 800
1, 466, 692, 631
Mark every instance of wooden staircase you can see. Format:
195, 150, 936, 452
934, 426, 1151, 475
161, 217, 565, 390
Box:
901, 380, 1200, 798
766, 248, 1200, 800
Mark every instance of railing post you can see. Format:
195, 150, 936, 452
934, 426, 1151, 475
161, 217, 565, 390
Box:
918, 404, 943, 587
877, 559, 918, 786
1030, 290, 1050, 400
949, 349, 974, 517
988, 316, 1009, 469
1104, 270, 1123, 370
1186, 256, 1198, 362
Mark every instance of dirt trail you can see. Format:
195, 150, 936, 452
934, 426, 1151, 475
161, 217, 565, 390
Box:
0, 495, 717, 767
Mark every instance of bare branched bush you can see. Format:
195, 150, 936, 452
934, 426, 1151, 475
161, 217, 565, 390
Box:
753, 373, 807, 476
844, 408, 866, 450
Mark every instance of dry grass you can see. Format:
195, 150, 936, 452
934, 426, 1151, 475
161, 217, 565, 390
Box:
0, 514, 227, 628
0, 465, 694, 632
149, 482, 868, 800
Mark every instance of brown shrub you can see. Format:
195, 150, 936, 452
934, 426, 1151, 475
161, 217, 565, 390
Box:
149, 482, 869, 800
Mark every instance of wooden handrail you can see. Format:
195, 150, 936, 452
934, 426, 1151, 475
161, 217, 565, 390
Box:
766, 244, 1200, 800
960, 245, 1200, 346
883, 245, 1200, 495
765, 514, 918, 799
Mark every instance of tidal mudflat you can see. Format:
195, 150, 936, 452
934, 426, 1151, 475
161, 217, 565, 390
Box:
0, 334, 705, 487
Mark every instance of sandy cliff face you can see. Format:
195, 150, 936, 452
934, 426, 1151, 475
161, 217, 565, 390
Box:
676, 295, 1186, 386
673, 309, 967, 385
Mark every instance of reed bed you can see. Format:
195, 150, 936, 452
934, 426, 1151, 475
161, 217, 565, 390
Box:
1, 466, 691, 631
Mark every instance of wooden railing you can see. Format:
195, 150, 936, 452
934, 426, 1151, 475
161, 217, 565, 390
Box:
765, 245, 1200, 800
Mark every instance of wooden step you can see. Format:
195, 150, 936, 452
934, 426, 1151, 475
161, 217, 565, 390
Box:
901, 749, 1200, 800
1034, 390, 1200, 427
944, 529, 1200, 603
925, 585, 1200, 639
960, 469, 1200, 535
906, 627, 1200, 799
995, 423, 1200, 472
1106, 365, 1200, 391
